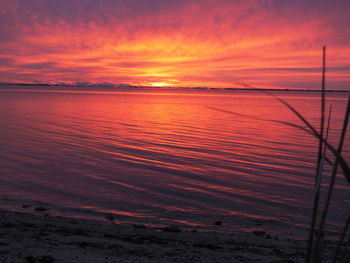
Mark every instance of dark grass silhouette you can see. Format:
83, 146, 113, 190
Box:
207, 47, 350, 262
306, 46, 327, 263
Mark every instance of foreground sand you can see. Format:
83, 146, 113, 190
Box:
0, 209, 336, 262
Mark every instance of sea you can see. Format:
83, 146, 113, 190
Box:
0, 85, 349, 239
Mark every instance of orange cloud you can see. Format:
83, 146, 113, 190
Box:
0, 0, 349, 89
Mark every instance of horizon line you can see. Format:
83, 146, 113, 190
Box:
0, 82, 349, 92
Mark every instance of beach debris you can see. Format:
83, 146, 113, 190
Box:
75, 241, 96, 249
39, 255, 55, 263
104, 233, 119, 239
35, 207, 50, 212
214, 221, 222, 226
25, 255, 55, 263
52, 227, 89, 237
25, 255, 37, 263
105, 214, 114, 221
193, 243, 223, 250
2, 222, 16, 228
162, 226, 181, 232
133, 224, 146, 229
253, 230, 266, 236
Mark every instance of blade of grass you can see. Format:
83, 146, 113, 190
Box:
333, 214, 350, 263
207, 93, 350, 262
313, 104, 333, 262
340, 233, 350, 263
270, 94, 350, 184
323, 105, 333, 159
316, 94, 350, 255
205, 102, 350, 183
308, 159, 324, 262
213, 79, 350, 183
306, 46, 326, 263
319, 46, 327, 185
205, 105, 314, 135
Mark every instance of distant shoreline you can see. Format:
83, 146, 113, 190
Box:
0, 83, 349, 92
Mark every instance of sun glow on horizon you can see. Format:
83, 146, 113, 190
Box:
150, 82, 175, 87
0, 0, 349, 90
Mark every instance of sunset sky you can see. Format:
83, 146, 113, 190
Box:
0, 0, 349, 89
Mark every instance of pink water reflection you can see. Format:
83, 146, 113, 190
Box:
0, 86, 349, 238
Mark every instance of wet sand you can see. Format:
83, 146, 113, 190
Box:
0, 209, 328, 262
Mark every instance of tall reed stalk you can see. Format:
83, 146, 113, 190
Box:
313, 95, 350, 261
311, 104, 333, 262
333, 214, 350, 262
207, 47, 350, 262
306, 46, 326, 263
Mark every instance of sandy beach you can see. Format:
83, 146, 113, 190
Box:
0, 208, 334, 263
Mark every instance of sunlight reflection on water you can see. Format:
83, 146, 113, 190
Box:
0, 85, 349, 238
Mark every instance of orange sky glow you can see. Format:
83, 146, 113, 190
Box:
0, 0, 350, 89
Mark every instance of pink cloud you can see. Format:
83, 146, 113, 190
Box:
0, 0, 349, 89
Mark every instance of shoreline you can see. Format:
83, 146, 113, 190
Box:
0, 209, 331, 262
1, 83, 350, 93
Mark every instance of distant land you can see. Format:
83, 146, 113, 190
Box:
0, 82, 349, 92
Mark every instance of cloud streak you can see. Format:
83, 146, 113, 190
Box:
0, 0, 349, 89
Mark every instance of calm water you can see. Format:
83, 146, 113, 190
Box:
0, 85, 349, 239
